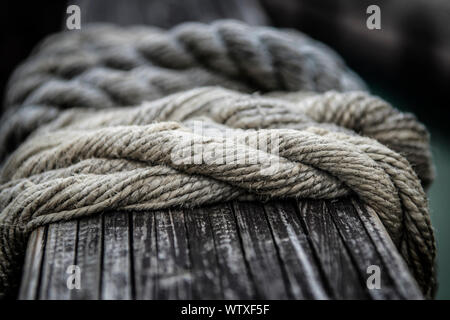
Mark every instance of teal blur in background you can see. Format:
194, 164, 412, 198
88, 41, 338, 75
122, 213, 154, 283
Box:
429, 132, 450, 299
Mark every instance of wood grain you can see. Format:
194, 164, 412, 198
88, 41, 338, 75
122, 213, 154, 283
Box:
264, 201, 328, 299
18, 227, 46, 300
154, 209, 191, 299
231, 201, 290, 299
71, 215, 102, 299
132, 210, 157, 299
351, 200, 423, 299
297, 199, 369, 299
184, 206, 223, 299
101, 211, 132, 299
208, 203, 255, 299
38, 221, 77, 300
18, 199, 424, 300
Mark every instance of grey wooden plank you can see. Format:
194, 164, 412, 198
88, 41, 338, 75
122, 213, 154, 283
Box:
38, 221, 77, 300
232, 201, 289, 299
21, 199, 424, 300
184, 207, 223, 299
71, 216, 102, 299
154, 209, 192, 299
101, 211, 132, 300
264, 201, 329, 299
208, 203, 255, 299
132, 211, 157, 299
18, 227, 46, 300
297, 199, 370, 299
352, 200, 423, 299
328, 198, 403, 299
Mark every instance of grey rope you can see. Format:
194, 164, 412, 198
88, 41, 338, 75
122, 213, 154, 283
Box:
0, 20, 365, 162
0, 21, 435, 298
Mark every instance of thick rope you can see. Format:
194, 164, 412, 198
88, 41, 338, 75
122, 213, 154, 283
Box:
0, 20, 365, 163
0, 21, 435, 298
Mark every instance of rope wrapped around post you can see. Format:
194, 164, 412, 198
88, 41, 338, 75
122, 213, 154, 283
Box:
0, 20, 435, 298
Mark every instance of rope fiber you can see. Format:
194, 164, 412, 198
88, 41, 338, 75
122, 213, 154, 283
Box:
0, 20, 436, 298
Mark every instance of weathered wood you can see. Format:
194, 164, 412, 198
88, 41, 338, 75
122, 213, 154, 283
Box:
208, 203, 255, 299
101, 211, 132, 299
18, 199, 424, 300
154, 209, 191, 299
297, 199, 369, 299
184, 206, 223, 299
132, 210, 157, 299
38, 221, 77, 300
264, 201, 328, 299
70, 215, 102, 299
329, 198, 398, 299
18, 227, 46, 300
325, 198, 420, 299
232, 201, 289, 299
352, 200, 423, 299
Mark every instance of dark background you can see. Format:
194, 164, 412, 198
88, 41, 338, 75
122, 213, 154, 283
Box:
1, 0, 449, 299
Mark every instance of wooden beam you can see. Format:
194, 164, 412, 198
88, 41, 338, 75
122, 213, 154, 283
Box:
18, 198, 424, 300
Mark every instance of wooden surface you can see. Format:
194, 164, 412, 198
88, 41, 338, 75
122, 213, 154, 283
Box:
18, 198, 424, 300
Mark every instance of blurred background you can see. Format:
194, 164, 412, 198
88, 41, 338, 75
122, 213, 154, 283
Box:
1, 0, 449, 299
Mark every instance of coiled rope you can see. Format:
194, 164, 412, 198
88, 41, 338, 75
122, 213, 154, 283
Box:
0, 20, 365, 162
0, 21, 435, 298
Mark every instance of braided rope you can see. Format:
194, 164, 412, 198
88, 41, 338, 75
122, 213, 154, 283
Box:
0, 21, 435, 298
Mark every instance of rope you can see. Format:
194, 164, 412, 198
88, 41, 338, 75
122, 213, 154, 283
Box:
0, 21, 435, 298
0, 20, 366, 162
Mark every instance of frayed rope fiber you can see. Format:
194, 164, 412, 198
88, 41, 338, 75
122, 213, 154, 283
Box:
0, 20, 435, 298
